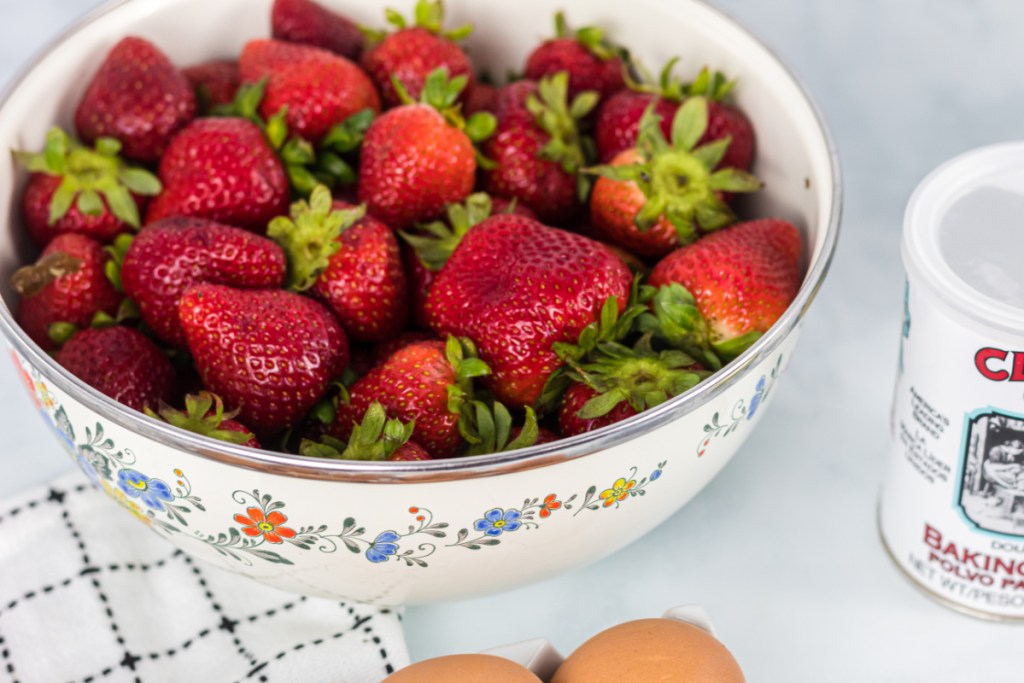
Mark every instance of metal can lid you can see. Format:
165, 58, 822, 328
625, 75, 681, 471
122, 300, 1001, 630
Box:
904, 142, 1024, 334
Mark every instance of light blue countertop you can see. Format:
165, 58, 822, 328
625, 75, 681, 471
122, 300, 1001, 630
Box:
3, 0, 1024, 680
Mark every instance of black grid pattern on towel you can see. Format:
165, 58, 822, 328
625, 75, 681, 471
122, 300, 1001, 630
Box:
0, 482, 398, 683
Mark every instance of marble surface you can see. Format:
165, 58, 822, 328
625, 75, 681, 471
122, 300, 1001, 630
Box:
3, 0, 1024, 680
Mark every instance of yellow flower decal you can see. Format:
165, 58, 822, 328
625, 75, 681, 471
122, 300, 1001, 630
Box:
101, 480, 152, 526
599, 477, 636, 507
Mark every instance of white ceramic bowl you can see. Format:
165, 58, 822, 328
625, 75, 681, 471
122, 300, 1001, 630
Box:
0, 0, 839, 605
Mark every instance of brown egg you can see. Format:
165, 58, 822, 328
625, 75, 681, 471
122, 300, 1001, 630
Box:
552, 618, 745, 683
384, 654, 543, 682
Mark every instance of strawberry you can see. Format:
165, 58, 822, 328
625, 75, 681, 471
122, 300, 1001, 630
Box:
13, 234, 122, 350
357, 68, 494, 229
267, 186, 409, 342
559, 382, 638, 437
646, 218, 803, 361
361, 0, 474, 108
524, 12, 626, 104
271, 0, 364, 61
146, 117, 290, 232
373, 331, 437, 366
330, 337, 487, 458
15, 128, 161, 248
74, 37, 195, 163
586, 98, 761, 258
513, 425, 558, 445
464, 82, 497, 116
401, 193, 536, 327
239, 39, 380, 145
146, 391, 260, 448
179, 285, 348, 435
425, 214, 632, 407
121, 216, 287, 347
302, 402, 418, 460
56, 326, 178, 412
183, 60, 240, 113
483, 74, 597, 224
596, 63, 755, 171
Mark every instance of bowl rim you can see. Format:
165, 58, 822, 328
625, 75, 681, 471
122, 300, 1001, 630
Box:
0, 0, 842, 483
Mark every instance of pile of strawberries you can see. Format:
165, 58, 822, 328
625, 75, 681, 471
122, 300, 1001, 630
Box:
11, 0, 803, 462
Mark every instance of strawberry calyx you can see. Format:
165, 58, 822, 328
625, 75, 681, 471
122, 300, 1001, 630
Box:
551, 11, 623, 63
625, 59, 735, 104
300, 402, 416, 461
566, 334, 707, 419
400, 192, 494, 271
391, 67, 497, 146
443, 335, 492, 417
526, 72, 598, 197
585, 97, 761, 243
14, 127, 161, 228
144, 391, 257, 445
103, 233, 133, 293
267, 184, 367, 291
214, 79, 375, 195
459, 400, 540, 456
637, 282, 762, 370
363, 0, 473, 43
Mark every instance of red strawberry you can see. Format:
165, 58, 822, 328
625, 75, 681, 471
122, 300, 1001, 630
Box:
483, 74, 597, 224
403, 242, 436, 330
56, 326, 178, 412
147, 391, 260, 448
267, 186, 408, 342
183, 60, 240, 112
559, 382, 638, 437
595, 64, 754, 171
271, 0, 364, 61
648, 218, 802, 352
464, 82, 498, 116
239, 39, 380, 145
179, 284, 348, 436
389, 441, 432, 461
121, 216, 287, 347
587, 98, 761, 257
358, 69, 491, 229
360, 0, 474, 108
13, 234, 122, 350
524, 12, 625, 104
373, 331, 437, 366
425, 214, 632, 407
16, 128, 161, 248
330, 338, 485, 458
146, 117, 289, 232
74, 37, 195, 163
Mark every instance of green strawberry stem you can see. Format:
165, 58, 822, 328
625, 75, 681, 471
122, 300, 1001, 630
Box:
585, 97, 761, 243
13, 127, 161, 227
527, 72, 598, 183
570, 334, 706, 419
461, 401, 540, 455
364, 0, 473, 42
444, 335, 491, 416
551, 11, 623, 63
267, 184, 366, 291
11, 251, 83, 297
300, 402, 416, 460
625, 59, 736, 104
47, 322, 79, 346
145, 391, 255, 445
103, 233, 133, 292
400, 192, 494, 271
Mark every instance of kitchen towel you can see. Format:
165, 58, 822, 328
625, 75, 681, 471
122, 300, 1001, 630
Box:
0, 470, 409, 683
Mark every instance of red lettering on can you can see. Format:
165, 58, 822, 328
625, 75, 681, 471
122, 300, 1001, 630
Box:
976, 348, 1010, 381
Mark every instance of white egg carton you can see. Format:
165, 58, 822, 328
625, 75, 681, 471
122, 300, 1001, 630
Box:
479, 605, 717, 681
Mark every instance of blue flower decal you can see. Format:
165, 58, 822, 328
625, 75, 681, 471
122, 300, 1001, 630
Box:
366, 531, 400, 563
747, 376, 766, 420
46, 411, 76, 456
116, 469, 173, 510
473, 508, 522, 537
75, 452, 103, 489
650, 469, 662, 482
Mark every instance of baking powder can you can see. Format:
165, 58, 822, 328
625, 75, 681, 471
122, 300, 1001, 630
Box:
880, 142, 1024, 620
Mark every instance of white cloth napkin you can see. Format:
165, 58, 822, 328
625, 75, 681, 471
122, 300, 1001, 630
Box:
0, 471, 409, 683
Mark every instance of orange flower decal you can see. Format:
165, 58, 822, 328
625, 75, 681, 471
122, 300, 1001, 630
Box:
235, 507, 296, 544
599, 478, 635, 507
539, 494, 562, 518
